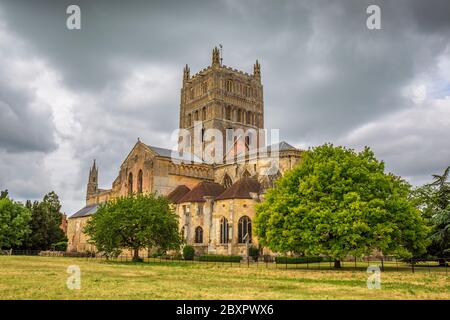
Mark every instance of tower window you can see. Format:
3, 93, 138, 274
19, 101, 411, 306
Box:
190, 88, 194, 99
225, 106, 231, 120
188, 114, 192, 127
226, 80, 233, 92
202, 82, 207, 94
195, 110, 199, 121
202, 107, 207, 121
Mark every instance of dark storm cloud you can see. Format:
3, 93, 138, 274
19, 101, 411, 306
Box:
0, 0, 449, 213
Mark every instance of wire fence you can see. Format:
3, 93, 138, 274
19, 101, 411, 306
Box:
3, 249, 449, 275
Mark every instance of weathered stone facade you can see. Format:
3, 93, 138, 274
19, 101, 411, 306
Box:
67, 48, 302, 256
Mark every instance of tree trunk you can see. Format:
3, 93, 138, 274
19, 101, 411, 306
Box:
334, 259, 341, 268
132, 248, 141, 262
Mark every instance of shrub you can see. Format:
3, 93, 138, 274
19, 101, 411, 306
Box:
248, 246, 259, 257
275, 256, 331, 264
183, 245, 195, 260
197, 254, 241, 263
52, 241, 67, 251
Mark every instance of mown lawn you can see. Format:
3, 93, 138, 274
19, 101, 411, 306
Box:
0, 256, 448, 299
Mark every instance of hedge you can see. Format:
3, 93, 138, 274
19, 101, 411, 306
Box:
197, 254, 242, 263
274, 256, 332, 264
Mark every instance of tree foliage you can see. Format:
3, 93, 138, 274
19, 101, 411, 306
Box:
84, 194, 181, 260
19, 192, 67, 250
0, 197, 31, 249
412, 165, 450, 257
255, 144, 429, 261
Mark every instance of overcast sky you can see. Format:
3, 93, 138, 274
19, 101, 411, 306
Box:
0, 0, 449, 214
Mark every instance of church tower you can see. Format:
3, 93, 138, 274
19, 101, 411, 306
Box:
179, 47, 264, 160
86, 160, 98, 201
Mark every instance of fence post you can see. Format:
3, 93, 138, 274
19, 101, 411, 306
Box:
411, 258, 415, 273
446, 259, 448, 275
396, 258, 399, 272
306, 257, 309, 270
354, 257, 357, 270
285, 256, 287, 270
381, 258, 384, 272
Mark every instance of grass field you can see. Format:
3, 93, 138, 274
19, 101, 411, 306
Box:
0, 256, 449, 299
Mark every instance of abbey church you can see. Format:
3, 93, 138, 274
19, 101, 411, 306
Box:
67, 48, 302, 256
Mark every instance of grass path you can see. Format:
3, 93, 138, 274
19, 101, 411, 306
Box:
0, 256, 448, 299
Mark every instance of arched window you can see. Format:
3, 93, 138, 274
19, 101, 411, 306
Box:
225, 106, 231, 120
226, 80, 233, 92
202, 107, 207, 121
238, 216, 252, 243
220, 217, 229, 244
195, 110, 199, 121
195, 226, 203, 244
187, 114, 192, 127
128, 172, 133, 195
138, 170, 143, 194
223, 174, 232, 189
237, 109, 242, 122
247, 111, 252, 124
201, 127, 205, 142
202, 81, 207, 94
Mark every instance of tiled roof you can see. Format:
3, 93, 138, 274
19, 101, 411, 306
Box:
178, 181, 225, 203
215, 178, 261, 201
167, 185, 191, 203
70, 203, 99, 219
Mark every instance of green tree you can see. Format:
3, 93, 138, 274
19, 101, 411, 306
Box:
20, 192, 67, 250
412, 165, 450, 259
255, 144, 429, 267
0, 189, 8, 199
84, 194, 181, 261
0, 197, 31, 249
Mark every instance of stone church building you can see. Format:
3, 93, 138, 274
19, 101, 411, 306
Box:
67, 48, 302, 256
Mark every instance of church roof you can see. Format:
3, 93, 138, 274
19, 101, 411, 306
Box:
216, 177, 261, 201
145, 144, 204, 163
167, 185, 191, 203
70, 203, 99, 219
178, 181, 225, 203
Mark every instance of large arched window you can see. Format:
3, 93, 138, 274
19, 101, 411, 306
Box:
188, 114, 192, 127
138, 170, 143, 194
220, 217, 229, 244
223, 174, 232, 189
238, 216, 252, 243
128, 172, 133, 195
195, 226, 203, 244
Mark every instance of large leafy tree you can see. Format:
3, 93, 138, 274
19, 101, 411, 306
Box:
84, 194, 181, 261
412, 165, 450, 259
0, 196, 31, 249
255, 144, 429, 267
20, 192, 67, 250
